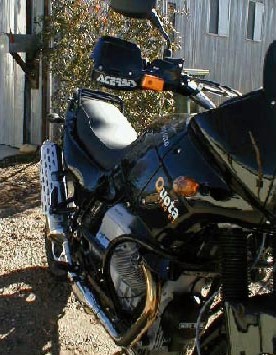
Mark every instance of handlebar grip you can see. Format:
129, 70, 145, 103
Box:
177, 75, 216, 109
191, 91, 216, 109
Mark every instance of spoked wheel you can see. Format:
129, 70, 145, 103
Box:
44, 231, 68, 280
192, 316, 228, 355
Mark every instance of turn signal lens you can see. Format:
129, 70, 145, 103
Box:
173, 177, 199, 197
142, 75, 164, 91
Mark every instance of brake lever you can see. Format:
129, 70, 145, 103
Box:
201, 84, 237, 98
195, 78, 242, 97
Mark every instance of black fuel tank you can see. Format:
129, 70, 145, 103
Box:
191, 90, 276, 221
122, 114, 263, 233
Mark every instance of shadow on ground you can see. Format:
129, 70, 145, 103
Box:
0, 162, 40, 218
0, 267, 71, 355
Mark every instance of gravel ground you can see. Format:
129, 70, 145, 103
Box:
0, 162, 119, 355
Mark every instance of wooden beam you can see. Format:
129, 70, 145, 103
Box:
8, 34, 40, 55
7, 30, 41, 89
41, 0, 51, 141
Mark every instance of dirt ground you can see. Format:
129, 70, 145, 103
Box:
0, 161, 119, 355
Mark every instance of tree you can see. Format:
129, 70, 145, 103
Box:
43, 0, 180, 132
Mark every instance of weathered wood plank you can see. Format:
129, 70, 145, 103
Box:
9, 34, 40, 54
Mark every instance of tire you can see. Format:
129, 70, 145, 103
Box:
192, 316, 228, 355
45, 233, 68, 281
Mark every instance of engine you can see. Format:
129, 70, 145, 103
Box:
79, 203, 214, 352
80, 203, 148, 313
110, 242, 146, 311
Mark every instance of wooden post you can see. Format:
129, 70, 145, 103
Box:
7, 33, 41, 89
41, 0, 50, 142
9, 34, 39, 53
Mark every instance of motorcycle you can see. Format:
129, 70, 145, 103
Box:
40, 12, 276, 354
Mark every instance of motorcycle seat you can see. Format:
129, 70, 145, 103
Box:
76, 97, 137, 171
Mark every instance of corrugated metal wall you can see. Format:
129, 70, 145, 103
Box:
0, 0, 44, 147
173, 0, 276, 94
0, 0, 26, 147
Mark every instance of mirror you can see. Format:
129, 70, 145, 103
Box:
109, 0, 156, 18
109, 0, 172, 57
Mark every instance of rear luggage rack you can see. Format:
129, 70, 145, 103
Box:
76, 88, 124, 112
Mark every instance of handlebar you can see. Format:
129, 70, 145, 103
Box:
92, 57, 241, 110
140, 71, 224, 110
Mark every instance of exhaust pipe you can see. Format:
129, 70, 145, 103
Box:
68, 260, 160, 347
40, 140, 66, 238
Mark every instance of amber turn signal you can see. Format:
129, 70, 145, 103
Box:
141, 75, 164, 92
173, 176, 199, 197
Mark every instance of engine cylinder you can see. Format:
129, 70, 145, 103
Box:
110, 242, 146, 311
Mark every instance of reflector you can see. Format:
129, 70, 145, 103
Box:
142, 75, 164, 91
173, 177, 199, 197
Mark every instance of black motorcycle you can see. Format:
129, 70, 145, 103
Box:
40, 5, 276, 354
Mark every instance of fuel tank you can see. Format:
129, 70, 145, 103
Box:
121, 113, 264, 234
191, 89, 276, 223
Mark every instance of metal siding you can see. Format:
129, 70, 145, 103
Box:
0, 0, 26, 147
0, 0, 44, 147
30, 68, 43, 145
174, 0, 276, 95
